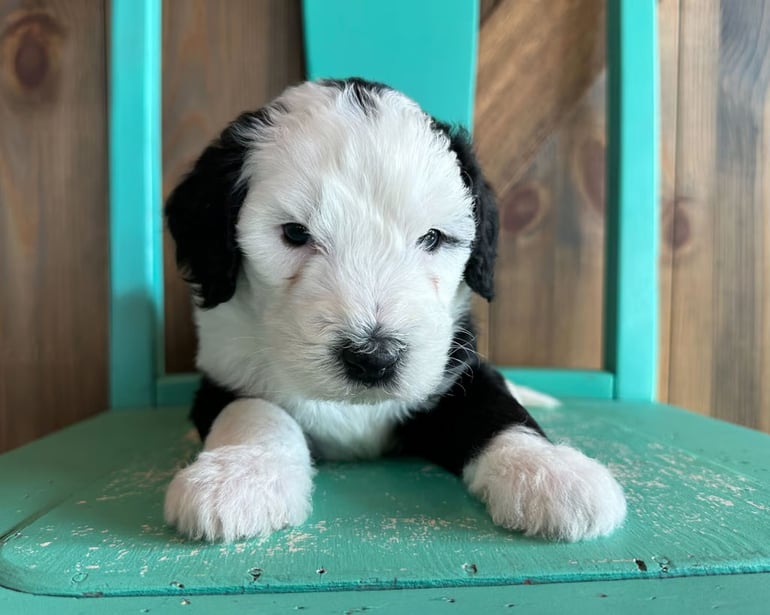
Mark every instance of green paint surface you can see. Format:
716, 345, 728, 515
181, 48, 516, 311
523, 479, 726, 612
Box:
1, 400, 769, 607
303, 0, 478, 128
604, 0, 660, 399
1, 573, 769, 615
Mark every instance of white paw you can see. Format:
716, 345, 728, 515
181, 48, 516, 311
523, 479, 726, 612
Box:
164, 443, 315, 541
505, 380, 561, 408
464, 426, 626, 541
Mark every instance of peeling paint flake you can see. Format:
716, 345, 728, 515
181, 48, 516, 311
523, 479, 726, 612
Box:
704, 495, 735, 507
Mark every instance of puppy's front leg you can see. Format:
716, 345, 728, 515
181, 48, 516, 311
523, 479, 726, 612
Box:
164, 399, 315, 541
398, 362, 626, 541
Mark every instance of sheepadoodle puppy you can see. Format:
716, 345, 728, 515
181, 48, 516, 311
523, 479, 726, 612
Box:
163, 78, 626, 543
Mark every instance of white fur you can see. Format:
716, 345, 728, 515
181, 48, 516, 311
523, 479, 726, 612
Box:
165, 81, 622, 543
463, 426, 627, 541
196, 81, 475, 439
505, 380, 561, 408
164, 399, 315, 541
282, 397, 412, 460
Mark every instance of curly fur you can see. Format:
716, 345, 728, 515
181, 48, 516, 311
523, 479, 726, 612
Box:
163, 78, 626, 543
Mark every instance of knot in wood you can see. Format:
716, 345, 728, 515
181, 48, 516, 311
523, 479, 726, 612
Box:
1, 10, 65, 104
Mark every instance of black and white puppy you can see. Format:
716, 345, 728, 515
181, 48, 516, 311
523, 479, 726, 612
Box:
163, 79, 626, 543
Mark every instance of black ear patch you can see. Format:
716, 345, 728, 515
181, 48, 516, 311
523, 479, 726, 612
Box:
433, 121, 499, 301
165, 109, 272, 309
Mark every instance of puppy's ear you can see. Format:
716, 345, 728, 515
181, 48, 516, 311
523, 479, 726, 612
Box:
165, 112, 260, 308
434, 121, 499, 301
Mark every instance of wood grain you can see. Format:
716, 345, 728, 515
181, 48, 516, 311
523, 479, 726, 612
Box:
657, 0, 681, 402
0, 0, 108, 453
162, 0, 304, 373
476, 1, 604, 367
668, 0, 770, 431
709, 0, 770, 429
477, 0, 606, 369
479, 0, 504, 23
472, 0, 505, 358
475, 0, 605, 196
664, 0, 719, 417
489, 79, 607, 369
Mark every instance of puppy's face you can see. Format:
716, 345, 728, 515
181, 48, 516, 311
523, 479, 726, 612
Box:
166, 80, 498, 406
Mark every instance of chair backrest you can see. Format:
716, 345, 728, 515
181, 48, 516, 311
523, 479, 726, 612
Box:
108, 0, 659, 409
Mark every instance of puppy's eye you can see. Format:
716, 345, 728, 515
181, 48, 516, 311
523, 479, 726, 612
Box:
282, 223, 311, 247
417, 229, 444, 252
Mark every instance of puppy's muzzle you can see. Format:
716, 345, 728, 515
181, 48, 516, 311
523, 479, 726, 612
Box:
339, 332, 406, 386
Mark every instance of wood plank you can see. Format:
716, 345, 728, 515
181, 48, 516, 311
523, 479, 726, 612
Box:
477, 0, 605, 370
670, 0, 770, 432
0, 0, 108, 452
488, 76, 606, 369
475, 0, 605, 195
479, 0, 503, 23
763, 98, 770, 434
710, 0, 770, 430
1, 573, 770, 614
657, 0, 681, 402
668, 0, 720, 418
162, 0, 304, 373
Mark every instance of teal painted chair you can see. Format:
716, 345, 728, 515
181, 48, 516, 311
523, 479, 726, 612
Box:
1, 1, 769, 612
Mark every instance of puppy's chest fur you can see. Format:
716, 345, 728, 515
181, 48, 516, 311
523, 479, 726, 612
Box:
282, 398, 413, 460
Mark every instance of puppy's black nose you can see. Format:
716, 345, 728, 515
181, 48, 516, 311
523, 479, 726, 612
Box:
340, 335, 404, 385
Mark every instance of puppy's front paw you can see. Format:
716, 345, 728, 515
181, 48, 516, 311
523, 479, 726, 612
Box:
164, 444, 315, 541
464, 427, 626, 541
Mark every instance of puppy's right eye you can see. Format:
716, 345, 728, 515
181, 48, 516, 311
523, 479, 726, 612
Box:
282, 223, 311, 247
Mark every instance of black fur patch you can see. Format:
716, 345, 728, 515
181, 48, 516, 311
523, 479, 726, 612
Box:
173, 80, 539, 470
190, 376, 237, 440
165, 108, 277, 309
396, 360, 546, 475
319, 77, 391, 116
432, 121, 499, 301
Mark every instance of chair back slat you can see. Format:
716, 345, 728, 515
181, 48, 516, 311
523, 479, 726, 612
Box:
109, 0, 163, 409
605, 1, 660, 400
107, 0, 659, 407
303, 0, 478, 129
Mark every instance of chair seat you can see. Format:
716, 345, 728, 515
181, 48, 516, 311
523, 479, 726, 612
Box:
1, 401, 769, 612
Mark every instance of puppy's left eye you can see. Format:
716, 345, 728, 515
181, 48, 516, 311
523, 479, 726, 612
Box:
417, 229, 444, 252
282, 223, 311, 247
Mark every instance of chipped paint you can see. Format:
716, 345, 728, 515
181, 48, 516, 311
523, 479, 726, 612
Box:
2, 403, 770, 597
699, 495, 735, 507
